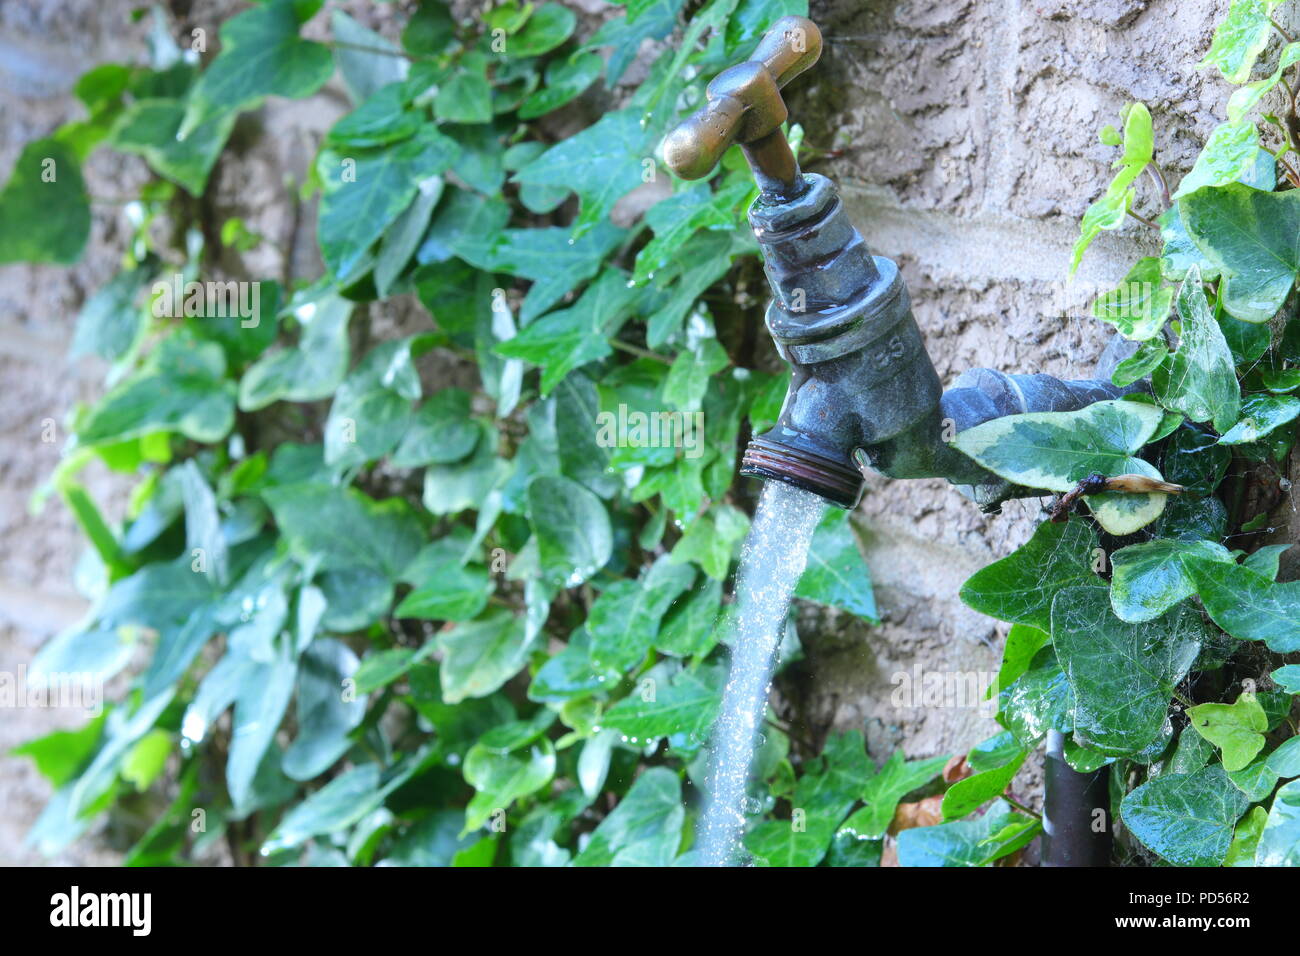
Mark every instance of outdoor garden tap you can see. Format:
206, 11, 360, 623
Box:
664, 15, 1132, 510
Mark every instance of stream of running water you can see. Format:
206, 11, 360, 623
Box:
697, 480, 827, 866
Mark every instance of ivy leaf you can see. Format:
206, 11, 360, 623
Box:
574, 767, 684, 866
263, 482, 424, 582
463, 737, 556, 834
1199, 0, 1286, 83
391, 388, 479, 468
793, 509, 878, 622
1108, 538, 1233, 622
670, 504, 751, 580
1188, 694, 1269, 771
1121, 765, 1249, 866
527, 475, 613, 587
422, 421, 508, 515
744, 817, 837, 867
1182, 184, 1300, 323
1091, 257, 1173, 341
1273, 663, 1300, 694
331, 9, 407, 103
439, 609, 536, 704
1218, 393, 1300, 445
495, 269, 642, 395
1173, 121, 1261, 199
941, 732, 1027, 820
1229, 41, 1300, 120
512, 109, 650, 239
281, 638, 366, 781
455, 220, 626, 324
435, 53, 492, 124
1071, 103, 1153, 274
324, 338, 427, 468
587, 0, 688, 87
181, 0, 333, 136
588, 556, 696, 671
601, 664, 723, 741
327, 83, 421, 149
842, 750, 947, 840
262, 764, 383, 854
519, 51, 603, 120
1152, 270, 1241, 431
633, 181, 754, 285
510, 3, 577, 56
395, 538, 493, 622
78, 335, 236, 446
896, 801, 1038, 867
1182, 556, 1300, 653
239, 291, 353, 410
228, 638, 297, 815
71, 266, 148, 363
952, 398, 1165, 493
959, 518, 1099, 631
316, 129, 459, 281
663, 337, 729, 411
1226, 805, 1270, 866
1267, 737, 1300, 779
1051, 586, 1205, 755
656, 576, 722, 657
1257, 778, 1300, 865
109, 99, 235, 197
0, 139, 90, 265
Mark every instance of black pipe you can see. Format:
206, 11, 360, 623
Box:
1042, 730, 1112, 866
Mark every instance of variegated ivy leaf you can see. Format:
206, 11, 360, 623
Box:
1182, 184, 1300, 324
1228, 41, 1300, 121
1199, 0, 1287, 83
1071, 102, 1152, 274
951, 398, 1169, 534
1092, 256, 1172, 341
1152, 269, 1241, 431
1109, 538, 1234, 623
1172, 121, 1260, 199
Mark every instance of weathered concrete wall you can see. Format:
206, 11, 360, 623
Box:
0, 0, 1280, 860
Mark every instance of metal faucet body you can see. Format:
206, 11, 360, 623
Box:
739, 173, 1132, 509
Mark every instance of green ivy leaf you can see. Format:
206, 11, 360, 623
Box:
1218, 393, 1300, 445
1051, 585, 1205, 755
262, 764, 383, 854
0, 139, 90, 265
519, 51, 603, 119
463, 736, 556, 835
1267, 736, 1300, 779
509, 3, 577, 56
1071, 103, 1153, 274
841, 750, 947, 840
181, 0, 333, 136
71, 267, 148, 363
1182, 184, 1300, 323
793, 509, 878, 622
1199, 0, 1286, 83
1188, 693, 1269, 771
1121, 764, 1249, 866
1153, 270, 1241, 431
941, 732, 1027, 820
896, 801, 1038, 867
395, 538, 493, 621
1225, 805, 1270, 866
959, 518, 1099, 631
1108, 538, 1233, 622
282, 638, 366, 780
435, 53, 493, 124
1173, 121, 1260, 199
456, 220, 626, 323
527, 475, 613, 587
573, 767, 684, 866
109, 99, 235, 197
669, 504, 750, 580
633, 181, 753, 285
512, 109, 650, 239
228, 638, 297, 814
239, 290, 353, 410
317, 129, 459, 281
1257, 778, 1300, 865
1092, 257, 1173, 341
78, 335, 236, 446
1182, 556, 1300, 653
587, 0, 688, 87
439, 609, 536, 704
588, 556, 696, 671
601, 664, 723, 742
496, 269, 642, 395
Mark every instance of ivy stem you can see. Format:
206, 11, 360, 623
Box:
1002, 794, 1042, 820
1144, 163, 1171, 207
1126, 209, 1160, 230
1272, 17, 1296, 43
325, 40, 432, 63
610, 339, 672, 364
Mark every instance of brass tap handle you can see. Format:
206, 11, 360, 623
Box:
661, 15, 822, 198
